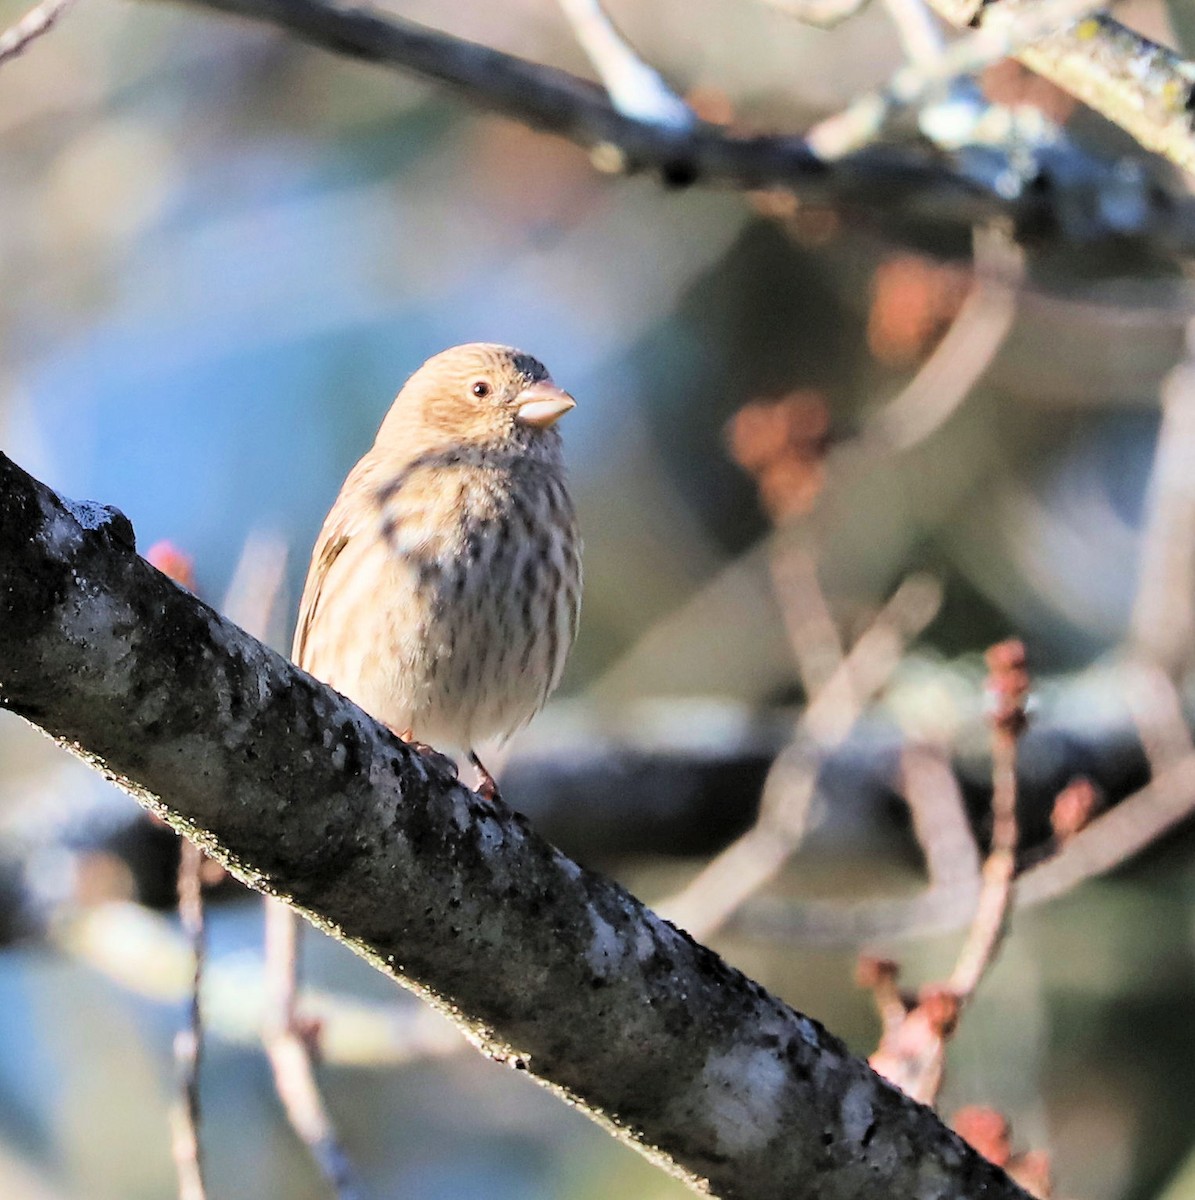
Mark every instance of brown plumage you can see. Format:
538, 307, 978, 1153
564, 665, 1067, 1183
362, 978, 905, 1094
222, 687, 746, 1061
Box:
293, 343, 581, 792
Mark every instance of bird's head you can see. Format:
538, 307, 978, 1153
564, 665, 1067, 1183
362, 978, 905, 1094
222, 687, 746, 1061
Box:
377, 343, 576, 457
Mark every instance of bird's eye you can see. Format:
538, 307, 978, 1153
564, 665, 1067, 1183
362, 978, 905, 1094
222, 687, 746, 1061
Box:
471, 380, 491, 398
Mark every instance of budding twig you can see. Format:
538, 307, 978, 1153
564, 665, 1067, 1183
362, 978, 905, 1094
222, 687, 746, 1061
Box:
949, 639, 1028, 1002
860, 640, 1030, 1107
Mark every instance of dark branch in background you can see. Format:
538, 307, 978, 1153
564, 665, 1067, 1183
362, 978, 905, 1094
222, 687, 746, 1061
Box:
0, 450, 1031, 1200
3, 692, 1192, 945
737, 751, 1195, 946
157, 0, 1195, 249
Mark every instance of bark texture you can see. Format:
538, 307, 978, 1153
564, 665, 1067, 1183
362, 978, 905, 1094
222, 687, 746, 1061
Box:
0, 452, 1028, 1200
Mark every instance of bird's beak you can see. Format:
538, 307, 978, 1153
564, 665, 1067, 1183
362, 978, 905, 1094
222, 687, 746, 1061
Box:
514, 381, 576, 429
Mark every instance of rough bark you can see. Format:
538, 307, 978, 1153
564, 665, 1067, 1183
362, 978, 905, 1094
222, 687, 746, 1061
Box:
0, 451, 1028, 1199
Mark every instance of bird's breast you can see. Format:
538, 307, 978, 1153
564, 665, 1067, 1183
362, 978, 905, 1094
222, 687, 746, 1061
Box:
375, 456, 580, 746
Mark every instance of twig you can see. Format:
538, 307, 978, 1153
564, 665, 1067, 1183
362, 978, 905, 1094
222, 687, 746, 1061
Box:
556, 0, 694, 129
157, 0, 1195, 244
861, 642, 1028, 1107
924, 0, 1195, 174
145, 543, 211, 1200
731, 654, 1195, 955
0, 0, 76, 67
769, 541, 846, 697
807, 0, 1105, 159
1119, 658, 1194, 775
170, 839, 208, 1200
264, 901, 364, 1200
881, 0, 945, 67
948, 640, 1028, 1001
1129, 321, 1195, 678
1016, 751, 1195, 905
863, 224, 1023, 452
54, 901, 467, 1067
867, 985, 958, 1104
751, 0, 872, 27
739, 747, 1195, 944
856, 956, 908, 1036
900, 743, 982, 889
220, 530, 289, 647
658, 574, 941, 938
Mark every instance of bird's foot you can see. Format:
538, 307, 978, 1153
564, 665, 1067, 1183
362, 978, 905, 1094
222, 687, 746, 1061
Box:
469, 751, 502, 804
397, 729, 457, 777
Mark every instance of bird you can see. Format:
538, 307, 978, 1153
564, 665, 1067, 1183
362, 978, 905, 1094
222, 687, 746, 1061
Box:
262, 346, 581, 1189
292, 342, 582, 797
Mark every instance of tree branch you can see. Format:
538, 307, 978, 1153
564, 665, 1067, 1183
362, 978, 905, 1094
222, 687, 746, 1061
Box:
0, 0, 77, 67
926, 0, 1195, 174
154, 0, 1195, 247
0, 450, 1030, 1198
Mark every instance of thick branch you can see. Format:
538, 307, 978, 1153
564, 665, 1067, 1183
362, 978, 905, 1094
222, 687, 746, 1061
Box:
0, 450, 1028, 1198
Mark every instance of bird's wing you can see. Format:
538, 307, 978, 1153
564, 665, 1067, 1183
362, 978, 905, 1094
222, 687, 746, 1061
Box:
292, 527, 348, 668
292, 457, 380, 668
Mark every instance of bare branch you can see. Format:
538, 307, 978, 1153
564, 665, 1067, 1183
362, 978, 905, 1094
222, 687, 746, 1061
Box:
555, 0, 694, 129
881, 0, 946, 65
739, 750, 1195, 947
658, 575, 942, 939
926, 0, 1195, 174
899, 744, 982, 890
156, 0, 1195, 246
770, 541, 846, 700
946, 642, 1028, 1001
808, 0, 1104, 159
263, 902, 363, 1199
1130, 323, 1195, 677
752, 0, 873, 28
171, 839, 208, 1200
220, 531, 289, 650
863, 223, 1023, 452
0, 451, 1031, 1200
1016, 751, 1195, 905
1120, 658, 1194, 774
0, 0, 77, 67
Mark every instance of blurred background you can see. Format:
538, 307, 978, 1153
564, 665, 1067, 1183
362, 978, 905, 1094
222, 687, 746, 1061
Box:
1, 0, 1195, 1197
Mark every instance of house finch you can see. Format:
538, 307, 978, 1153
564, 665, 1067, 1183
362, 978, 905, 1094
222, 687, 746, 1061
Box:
293, 342, 582, 796
266, 344, 581, 1185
